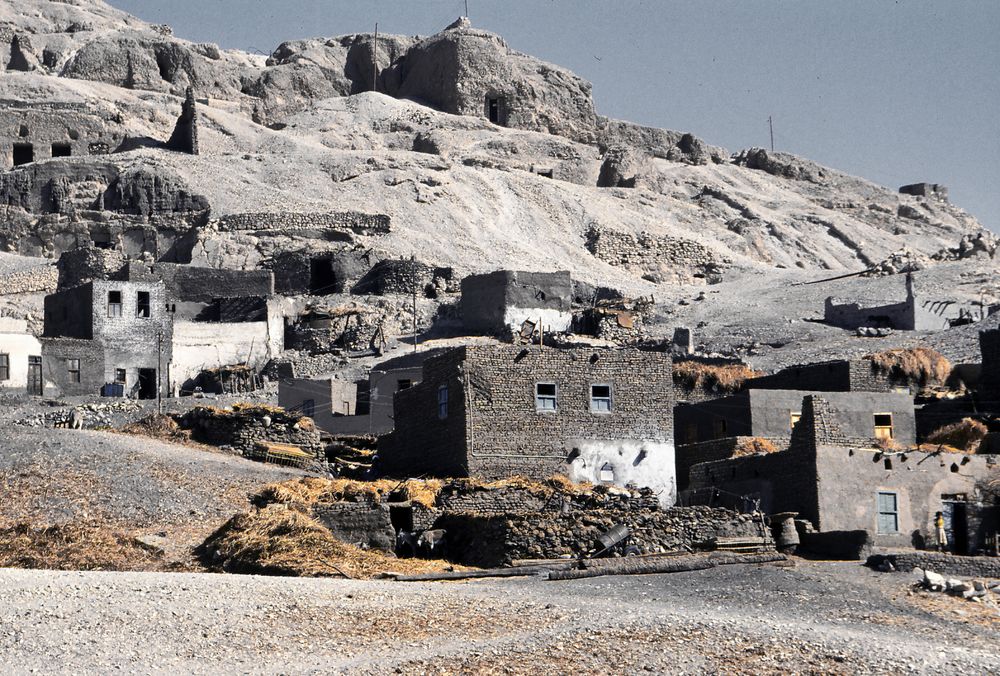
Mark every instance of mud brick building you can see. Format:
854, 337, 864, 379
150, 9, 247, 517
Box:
824, 272, 978, 331
42, 279, 172, 398
744, 358, 902, 393
378, 345, 676, 503
461, 270, 573, 338
686, 396, 999, 554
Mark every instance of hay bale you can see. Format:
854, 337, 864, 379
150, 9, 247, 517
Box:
926, 418, 988, 453
864, 347, 951, 387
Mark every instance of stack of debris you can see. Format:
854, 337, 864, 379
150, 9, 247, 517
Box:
916, 568, 999, 603
573, 295, 654, 345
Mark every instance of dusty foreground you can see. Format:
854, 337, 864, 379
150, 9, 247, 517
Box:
0, 562, 997, 675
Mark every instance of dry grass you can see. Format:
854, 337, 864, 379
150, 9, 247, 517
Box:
732, 437, 779, 458
864, 347, 951, 387
198, 505, 462, 579
256, 475, 595, 510
256, 477, 444, 509
926, 418, 988, 453
673, 361, 760, 394
120, 414, 193, 444
0, 521, 164, 572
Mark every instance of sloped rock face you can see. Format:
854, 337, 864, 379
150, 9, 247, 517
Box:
102, 164, 209, 216
389, 27, 598, 142
733, 148, 828, 183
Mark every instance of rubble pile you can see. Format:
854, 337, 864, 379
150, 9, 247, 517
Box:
916, 568, 1000, 603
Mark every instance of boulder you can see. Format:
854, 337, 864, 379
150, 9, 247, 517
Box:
922, 569, 946, 591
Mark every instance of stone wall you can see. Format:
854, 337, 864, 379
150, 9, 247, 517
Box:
867, 551, 1000, 577
120, 261, 274, 304
0, 262, 57, 295
179, 405, 324, 457
352, 258, 452, 297
461, 270, 573, 337
584, 225, 728, 283
213, 212, 390, 235
746, 359, 897, 393
437, 505, 763, 567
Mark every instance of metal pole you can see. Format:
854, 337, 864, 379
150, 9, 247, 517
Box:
156, 330, 163, 414
465, 0, 469, 17
768, 116, 774, 152
412, 259, 418, 353
372, 23, 378, 92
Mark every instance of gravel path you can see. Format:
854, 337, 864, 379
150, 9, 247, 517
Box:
0, 561, 995, 674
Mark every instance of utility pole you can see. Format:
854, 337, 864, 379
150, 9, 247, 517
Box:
372, 23, 378, 93
465, 0, 469, 17
411, 255, 418, 353
768, 116, 774, 152
156, 330, 163, 415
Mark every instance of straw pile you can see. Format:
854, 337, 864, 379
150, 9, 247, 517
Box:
673, 362, 760, 394
0, 522, 163, 572
198, 505, 460, 579
864, 347, 951, 387
925, 418, 988, 454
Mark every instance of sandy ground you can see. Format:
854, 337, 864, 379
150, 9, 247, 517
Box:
0, 560, 996, 674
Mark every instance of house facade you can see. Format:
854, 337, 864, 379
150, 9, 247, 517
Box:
0, 316, 45, 395
42, 279, 173, 398
378, 345, 676, 503
686, 396, 999, 554
461, 270, 573, 338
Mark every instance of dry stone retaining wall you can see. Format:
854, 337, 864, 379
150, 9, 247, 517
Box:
0, 263, 57, 295
213, 212, 390, 235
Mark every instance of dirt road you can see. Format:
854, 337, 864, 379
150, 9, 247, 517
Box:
0, 561, 996, 674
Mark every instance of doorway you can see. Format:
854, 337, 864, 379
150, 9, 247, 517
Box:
941, 495, 969, 555
137, 368, 157, 400
12, 143, 33, 166
309, 258, 337, 295
27, 356, 42, 396
486, 96, 506, 126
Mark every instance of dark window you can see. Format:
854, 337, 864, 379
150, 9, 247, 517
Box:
302, 398, 315, 418
12, 143, 33, 166
590, 384, 612, 413
874, 413, 894, 440
713, 417, 728, 438
107, 290, 122, 318
67, 358, 81, 383
397, 379, 412, 391
535, 382, 557, 412
115, 368, 126, 384
51, 143, 71, 158
437, 385, 449, 420
0, 353, 8, 381
92, 231, 112, 249
876, 491, 899, 534
136, 291, 151, 318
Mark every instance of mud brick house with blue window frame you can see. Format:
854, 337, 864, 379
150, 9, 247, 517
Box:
377, 345, 677, 504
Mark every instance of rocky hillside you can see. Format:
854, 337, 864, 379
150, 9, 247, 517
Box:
0, 0, 991, 294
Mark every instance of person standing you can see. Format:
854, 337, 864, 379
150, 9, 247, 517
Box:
934, 511, 948, 552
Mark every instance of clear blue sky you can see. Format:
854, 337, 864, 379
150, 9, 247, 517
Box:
113, 0, 999, 231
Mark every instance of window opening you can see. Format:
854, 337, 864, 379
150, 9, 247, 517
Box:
12, 143, 33, 166
599, 463, 615, 484
535, 382, 557, 412
114, 368, 126, 384
874, 413, 894, 440
437, 384, 449, 420
107, 290, 122, 318
397, 379, 412, 391
884, 458, 893, 470
0, 353, 8, 381
790, 412, 801, 431
51, 143, 71, 158
67, 358, 81, 384
590, 384, 612, 413
876, 491, 899, 534
136, 291, 151, 318
712, 417, 727, 438
302, 398, 315, 418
